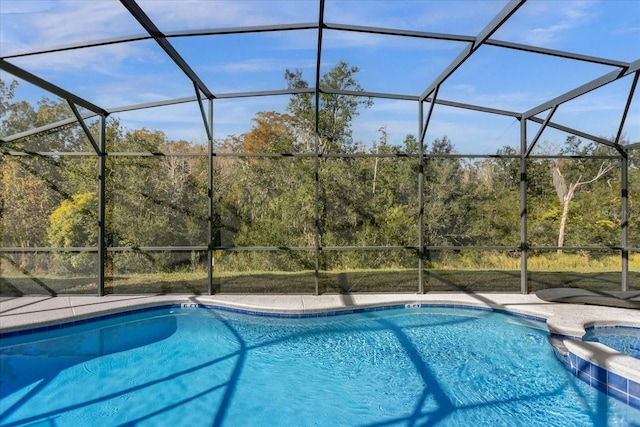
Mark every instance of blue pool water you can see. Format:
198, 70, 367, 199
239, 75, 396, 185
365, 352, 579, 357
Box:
1, 306, 639, 427
583, 326, 640, 360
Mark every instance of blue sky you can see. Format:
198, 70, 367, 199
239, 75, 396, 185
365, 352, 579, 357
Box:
1, 0, 639, 154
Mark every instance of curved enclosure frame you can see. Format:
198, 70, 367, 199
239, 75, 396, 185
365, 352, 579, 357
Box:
1, 0, 639, 295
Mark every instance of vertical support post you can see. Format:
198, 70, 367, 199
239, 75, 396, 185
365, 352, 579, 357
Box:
615, 73, 636, 292
621, 149, 629, 291
519, 118, 528, 294
418, 101, 425, 294
207, 99, 215, 295
313, 0, 325, 296
314, 134, 320, 296
418, 87, 438, 293
98, 115, 106, 296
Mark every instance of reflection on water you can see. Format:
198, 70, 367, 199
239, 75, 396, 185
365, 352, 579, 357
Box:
1, 311, 177, 398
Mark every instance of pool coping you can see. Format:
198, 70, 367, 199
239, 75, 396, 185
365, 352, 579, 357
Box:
1, 293, 639, 408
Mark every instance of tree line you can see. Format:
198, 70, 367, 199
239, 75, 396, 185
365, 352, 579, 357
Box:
0, 63, 635, 277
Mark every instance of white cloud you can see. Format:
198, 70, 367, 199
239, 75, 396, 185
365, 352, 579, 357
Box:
324, 0, 508, 35
423, 115, 520, 153
205, 58, 306, 74
369, 99, 416, 115
209, 96, 290, 138
612, 26, 640, 36
137, 0, 316, 31
8, 41, 156, 73
111, 100, 213, 143
322, 30, 384, 50
351, 98, 522, 153
2, 0, 633, 150
0, 1, 57, 14
1, 1, 141, 56
1, 0, 160, 86
439, 85, 549, 114
519, 0, 596, 46
446, 84, 476, 95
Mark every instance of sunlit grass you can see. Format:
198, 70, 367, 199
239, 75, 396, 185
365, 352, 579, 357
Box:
2, 253, 639, 296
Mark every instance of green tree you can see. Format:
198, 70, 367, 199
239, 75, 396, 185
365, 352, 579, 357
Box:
0, 79, 17, 119
101, 125, 211, 273
424, 136, 465, 247
462, 157, 520, 247
285, 61, 373, 153
402, 133, 420, 155
217, 109, 315, 258
0, 83, 88, 256
47, 192, 98, 272
0, 158, 58, 249
234, 111, 299, 154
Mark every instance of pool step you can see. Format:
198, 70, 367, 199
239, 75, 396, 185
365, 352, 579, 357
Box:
548, 334, 569, 358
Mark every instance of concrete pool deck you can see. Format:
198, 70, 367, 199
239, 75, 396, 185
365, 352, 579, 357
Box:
1, 292, 639, 400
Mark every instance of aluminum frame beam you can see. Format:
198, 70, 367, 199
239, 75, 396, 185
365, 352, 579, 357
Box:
418, 102, 425, 293
0, 244, 543, 252
419, 0, 526, 101
0, 89, 522, 145
213, 88, 314, 99
1, 115, 94, 144
324, 23, 475, 43
107, 96, 198, 114
523, 66, 633, 120
313, 0, 326, 296
120, 0, 214, 99
195, 83, 213, 142
527, 116, 617, 148
68, 101, 101, 155
3, 0, 639, 297
485, 39, 629, 68
420, 86, 440, 144
615, 72, 639, 145
169, 23, 318, 38
3, 19, 626, 71
524, 105, 558, 158
519, 118, 528, 294
0, 34, 151, 61
3, 33, 626, 85
621, 151, 629, 291
0, 59, 108, 116
207, 98, 214, 295
98, 116, 106, 295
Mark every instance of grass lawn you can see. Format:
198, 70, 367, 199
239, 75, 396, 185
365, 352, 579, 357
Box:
1, 268, 638, 296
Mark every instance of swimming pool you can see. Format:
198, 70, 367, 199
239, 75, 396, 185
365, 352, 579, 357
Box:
1, 305, 639, 426
583, 326, 640, 360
